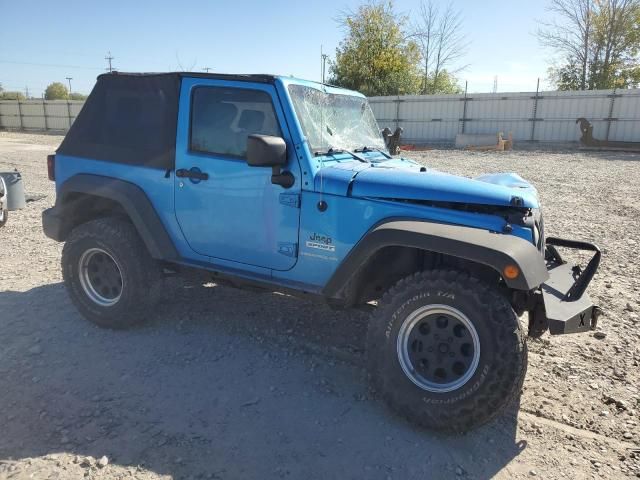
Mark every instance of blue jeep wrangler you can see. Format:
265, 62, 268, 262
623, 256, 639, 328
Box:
43, 72, 601, 432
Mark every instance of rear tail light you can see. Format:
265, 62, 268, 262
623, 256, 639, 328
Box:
47, 154, 55, 181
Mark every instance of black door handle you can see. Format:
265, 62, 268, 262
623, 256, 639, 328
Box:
176, 168, 209, 181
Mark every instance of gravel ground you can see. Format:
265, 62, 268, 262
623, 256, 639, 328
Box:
0, 131, 639, 480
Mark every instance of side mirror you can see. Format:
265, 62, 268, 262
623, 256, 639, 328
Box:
246, 134, 286, 167
246, 134, 294, 189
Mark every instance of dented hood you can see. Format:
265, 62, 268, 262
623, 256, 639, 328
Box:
316, 160, 540, 208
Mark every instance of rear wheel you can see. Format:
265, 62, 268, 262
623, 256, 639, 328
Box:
0, 209, 7, 228
367, 269, 527, 432
62, 217, 162, 329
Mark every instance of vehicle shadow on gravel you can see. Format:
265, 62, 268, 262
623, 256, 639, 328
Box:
0, 282, 527, 479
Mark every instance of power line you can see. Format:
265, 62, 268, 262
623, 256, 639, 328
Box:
0, 59, 103, 70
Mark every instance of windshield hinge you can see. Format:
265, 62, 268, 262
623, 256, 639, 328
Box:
279, 192, 300, 208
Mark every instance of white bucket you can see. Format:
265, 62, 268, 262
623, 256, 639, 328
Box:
0, 171, 26, 211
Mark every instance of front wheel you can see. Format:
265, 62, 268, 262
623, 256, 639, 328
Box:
367, 269, 527, 432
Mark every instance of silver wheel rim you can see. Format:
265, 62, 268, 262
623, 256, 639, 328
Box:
397, 304, 481, 393
78, 248, 124, 307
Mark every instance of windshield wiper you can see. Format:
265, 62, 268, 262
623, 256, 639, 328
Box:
353, 146, 393, 159
314, 148, 369, 163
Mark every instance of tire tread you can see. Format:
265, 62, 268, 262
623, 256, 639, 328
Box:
367, 269, 527, 432
62, 217, 161, 329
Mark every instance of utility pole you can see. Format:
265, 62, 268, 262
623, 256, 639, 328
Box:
320, 45, 328, 84
203, 67, 212, 73
492, 76, 498, 93
105, 51, 114, 72
25, 86, 30, 99
66, 77, 73, 96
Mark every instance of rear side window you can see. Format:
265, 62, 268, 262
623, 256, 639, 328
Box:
190, 87, 281, 158
103, 91, 164, 149
57, 73, 180, 170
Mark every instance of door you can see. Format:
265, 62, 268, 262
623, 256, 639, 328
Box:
174, 78, 300, 270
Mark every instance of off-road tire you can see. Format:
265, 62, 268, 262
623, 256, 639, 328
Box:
0, 209, 7, 228
62, 217, 162, 329
367, 269, 527, 432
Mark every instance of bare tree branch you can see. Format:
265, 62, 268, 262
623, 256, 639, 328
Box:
412, 0, 468, 93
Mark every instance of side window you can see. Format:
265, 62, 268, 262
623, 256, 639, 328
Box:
190, 87, 281, 158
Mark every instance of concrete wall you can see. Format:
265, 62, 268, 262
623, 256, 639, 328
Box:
0, 100, 84, 132
3, 88, 639, 145
369, 88, 640, 144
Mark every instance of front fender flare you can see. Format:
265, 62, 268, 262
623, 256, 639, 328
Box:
323, 220, 549, 297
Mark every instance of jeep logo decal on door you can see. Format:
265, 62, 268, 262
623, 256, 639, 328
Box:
306, 233, 335, 252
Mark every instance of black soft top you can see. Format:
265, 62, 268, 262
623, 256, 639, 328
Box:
57, 72, 276, 170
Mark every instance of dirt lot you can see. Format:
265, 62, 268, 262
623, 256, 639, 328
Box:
0, 131, 639, 480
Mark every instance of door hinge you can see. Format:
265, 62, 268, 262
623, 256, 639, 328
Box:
278, 242, 298, 257
279, 192, 300, 208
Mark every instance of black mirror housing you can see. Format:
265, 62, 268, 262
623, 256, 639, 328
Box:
246, 134, 287, 167
246, 134, 294, 188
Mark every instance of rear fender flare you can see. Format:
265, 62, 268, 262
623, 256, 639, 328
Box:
54, 174, 178, 260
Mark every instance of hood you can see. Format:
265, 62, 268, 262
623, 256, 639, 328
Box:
315, 160, 539, 208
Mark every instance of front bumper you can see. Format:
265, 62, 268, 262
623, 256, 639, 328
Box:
538, 237, 602, 335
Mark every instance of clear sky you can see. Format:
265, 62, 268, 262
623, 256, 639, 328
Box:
0, 0, 557, 97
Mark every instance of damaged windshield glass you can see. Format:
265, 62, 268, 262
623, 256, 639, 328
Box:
287, 84, 386, 154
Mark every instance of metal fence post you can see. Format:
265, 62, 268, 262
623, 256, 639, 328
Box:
67, 100, 73, 130
605, 88, 618, 141
530, 78, 540, 142
460, 81, 468, 134
395, 95, 401, 130
42, 98, 48, 131
16, 100, 23, 130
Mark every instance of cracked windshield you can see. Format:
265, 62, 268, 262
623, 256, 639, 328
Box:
288, 84, 386, 155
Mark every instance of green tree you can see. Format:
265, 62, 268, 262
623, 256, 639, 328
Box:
0, 83, 24, 100
547, 58, 585, 90
0, 91, 26, 100
329, 1, 422, 96
422, 70, 463, 94
44, 82, 69, 100
539, 0, 640, 90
